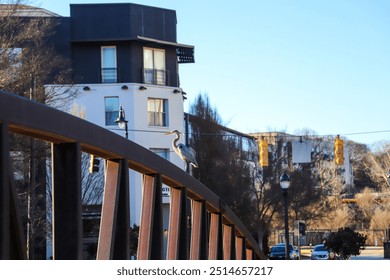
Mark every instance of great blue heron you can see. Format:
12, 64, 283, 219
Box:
164, 130, 198, 168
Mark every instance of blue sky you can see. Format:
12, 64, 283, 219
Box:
36, 0, 390, 146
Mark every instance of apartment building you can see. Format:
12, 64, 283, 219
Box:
42, 3, 195, 230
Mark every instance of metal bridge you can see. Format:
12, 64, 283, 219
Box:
0, 91, 265, 260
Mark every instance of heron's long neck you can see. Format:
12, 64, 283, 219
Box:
173, 134, 180, 148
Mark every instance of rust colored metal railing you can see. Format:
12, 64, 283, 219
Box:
0, 90, 265, 260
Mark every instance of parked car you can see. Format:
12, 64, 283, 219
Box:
310, 244, 330, 260
269, 243, 298, 260
293, 246, 300, 259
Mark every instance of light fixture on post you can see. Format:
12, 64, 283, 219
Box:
115, 106, 128, 139
121, 85, 128, 90
83, 86, 91, 91
139, 86, 147, 91
173, 89, 181, 94
280, 173, 290, 260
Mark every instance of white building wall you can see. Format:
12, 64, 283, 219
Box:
46, 83, 186, 226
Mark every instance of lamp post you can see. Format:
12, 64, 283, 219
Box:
115, 106, 128, 139
280, 173, 290, 260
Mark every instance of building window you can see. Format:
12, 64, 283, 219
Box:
150, 148, 170, 160
150, 148, 170, 197
101, 46, 117, 83
143, 48, 166, 85
105, 97, 119, 126
148, 98, 168, 127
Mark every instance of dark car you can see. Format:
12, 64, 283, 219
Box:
269, 244, 298, 260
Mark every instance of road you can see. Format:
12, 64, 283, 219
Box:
300, 246, 387, 260
350, 246, 385, 260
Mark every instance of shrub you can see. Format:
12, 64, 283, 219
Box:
324, 227, 367, 259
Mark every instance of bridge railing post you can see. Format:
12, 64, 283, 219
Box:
137, 174, 163, 260
208, 212, 223, 260
97, 158, 130, 260
0, 123, 10, 259
167, 187, 188, 260
52, 142, 83, 260
223, 224, 236, 260
235, 236, 246, 260
190, 200, 208, 260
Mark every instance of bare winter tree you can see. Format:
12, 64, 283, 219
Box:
354, 187, 377, 228
45, 152, 105, 242
357, 141, 390, 232
348, 141, 375, 189
251, 130, 330, 250
370, 199, 390, 231
0, 0, 73, 105
189, 93, 258, 232
252, 173, 284, 253
1, 0, 74, 259
324, 206, 352, 229
363, 141, 390, 191
258, 131, 363, 243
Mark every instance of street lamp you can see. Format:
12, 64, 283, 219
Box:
115, 106, 128, 139
280, 173, 290, 260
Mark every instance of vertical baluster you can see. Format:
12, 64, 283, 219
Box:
246, 248, 254, 260
235, 236, 246, 260
208, 212, 223, 260
97, 159, 129, 259
223, 224, 236, 260
52, 142, 82, 260
190, 200, 208, 260
167, 187, 188, 259
0, 123, 10, 259
113, 159, 130, 259
0, 123, 27, 260
137, 174, 163, 259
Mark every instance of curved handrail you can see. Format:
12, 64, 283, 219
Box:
0, 90, 265, 259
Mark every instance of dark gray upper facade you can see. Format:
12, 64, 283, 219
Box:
52, 3, 194, 86
70, 3, 177, 43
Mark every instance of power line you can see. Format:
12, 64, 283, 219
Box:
341, 129, 390, 136
109, 127, 390, 139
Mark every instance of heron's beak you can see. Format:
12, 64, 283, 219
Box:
164, 131, 173, 135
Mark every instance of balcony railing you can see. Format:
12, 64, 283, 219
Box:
101, 67, 117, 83
142, 68, 169, 86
